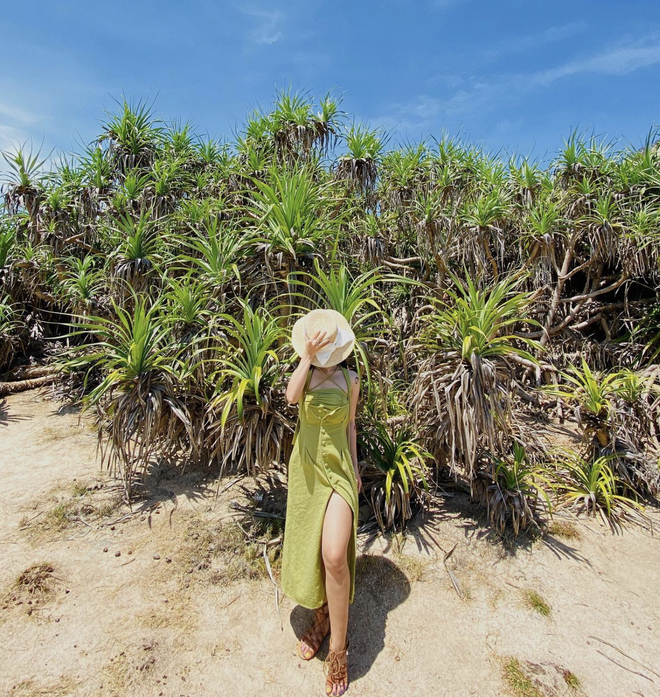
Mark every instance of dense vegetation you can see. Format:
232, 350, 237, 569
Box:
1, 91, 659, 535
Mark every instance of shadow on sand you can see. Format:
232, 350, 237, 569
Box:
0, 397, 31, 427
397, 482, 592, 566
289, 554, 411, 680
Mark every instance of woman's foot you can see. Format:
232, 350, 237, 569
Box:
323, 635, 349, 696
297, 601, 330, 660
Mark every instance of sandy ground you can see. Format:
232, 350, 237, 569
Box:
1, 390, 660, 697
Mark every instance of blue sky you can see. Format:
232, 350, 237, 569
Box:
1, 0, 659, 170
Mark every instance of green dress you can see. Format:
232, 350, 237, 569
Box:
280, 365, 359, 610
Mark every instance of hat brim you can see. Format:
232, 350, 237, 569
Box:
291, 309, 355, 367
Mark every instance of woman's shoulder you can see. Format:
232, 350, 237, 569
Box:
345, 367, 360, 387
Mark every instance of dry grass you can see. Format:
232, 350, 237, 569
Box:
135, 593, 198, 633
100, 639, 159, 696
174, 513, 272, 586
1, 562, 62, 621
392, 550, 428, 583
14, 562, 56, 596
39, 425, 76, 443
7, 676, 79, 697
524, 589, 551, 617
562, 669, 582, 690
18, 479, 124, 543
547, 520, 581, 540
501, 657, 547, 697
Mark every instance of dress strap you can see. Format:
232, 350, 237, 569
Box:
340, 365, 350, 401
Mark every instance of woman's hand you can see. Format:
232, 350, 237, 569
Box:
302, 328, 332, 359
355, 469, 362, 494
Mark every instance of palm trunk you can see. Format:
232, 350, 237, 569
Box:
0, 373, 56, 396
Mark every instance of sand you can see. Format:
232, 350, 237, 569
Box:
1, 389, 659, 697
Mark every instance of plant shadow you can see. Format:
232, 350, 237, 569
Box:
0, 397, 30, 427
396, 484, 592, 566
126, 458, 227, 520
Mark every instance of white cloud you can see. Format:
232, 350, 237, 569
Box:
238, 6, 284, 46
0, 101, 42, 126
370, 35, 660, 141
533, 43, 660, 85
0, 98, 46, 171
481, 22, 586, 61
0, 123, 30, 152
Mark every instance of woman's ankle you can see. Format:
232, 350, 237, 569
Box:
329, 635, 347, 652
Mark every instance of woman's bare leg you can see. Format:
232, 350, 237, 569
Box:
321, 490, 353, 653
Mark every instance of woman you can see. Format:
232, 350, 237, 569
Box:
281, 308, 362, 697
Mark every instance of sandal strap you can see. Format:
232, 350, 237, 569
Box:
323, 635, 350, 681
299, 603, 330, 653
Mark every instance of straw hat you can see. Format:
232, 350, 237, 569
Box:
291, 309, 355, 367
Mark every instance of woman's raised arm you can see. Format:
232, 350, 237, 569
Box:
285, 329, 331, 405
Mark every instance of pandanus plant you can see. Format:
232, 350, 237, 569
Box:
379, 144, 430, 213
0, 221, 16, 273
552, 452, 647, 532
518, 198, 563, 286
1, 146, 47, 233
269, 88, 343, 162
546, 362, 660, 497
204, 299, 289, 477
108, 211, 163, 292
476, 442, 554, 536
411, 272, 541, 488
247, 165, 339, 269
62, 292, 194, 500
60, 255, 106, 319
546, 359, 618, 448
362, 420, 431, 532
335, 123, 385, 196
460, 188, 512, 281
98, 97, 164, 174
610, 370, 660, 488
0, 295, 22, 372
176, 216, 247, 303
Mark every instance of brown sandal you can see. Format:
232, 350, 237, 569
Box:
297, 601, 331, 660
323, 635, 350, 696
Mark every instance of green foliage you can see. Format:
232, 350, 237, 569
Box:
1, 144, 48, 191
60, 255, 104, 311
421, 272, 540, 361
552, 452, 647, 531
524, 589, 551, 617
0, 88, 659, 524
501, 656, 545, 697
363, 421, 430, 531
99, 96, 164, 172
177, 216, 246, 290
248, 166, 336, 257
611, 368, 658, 404
65, 293, 180, 405
341, 123, 385, 162
481, 442, 554, 535
547, 358, 618, 419
0, 222, 16, 269
60, 291, 194, 499
109, 212, 163, 288
208, 300, 284, 429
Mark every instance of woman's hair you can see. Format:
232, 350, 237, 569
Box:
313, 358, 349, 370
